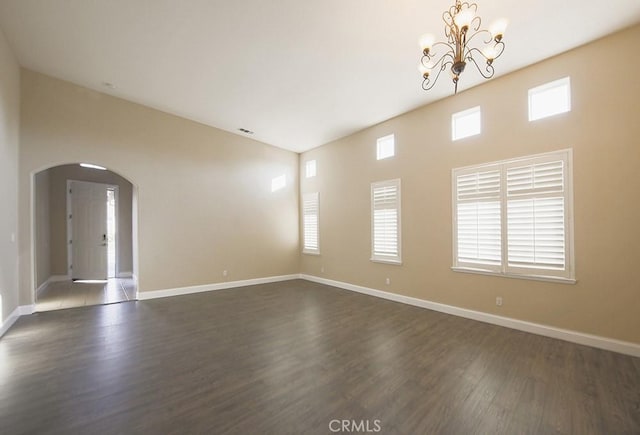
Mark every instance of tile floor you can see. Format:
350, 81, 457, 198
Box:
36, 278, 137, 312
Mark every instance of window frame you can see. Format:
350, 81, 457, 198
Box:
376, 134, 395, 160
452, 106, 481, 141
452, 149, 575, 283
528, 77, 571, 122
371, 178, 402, 265
302, 192, 320, 255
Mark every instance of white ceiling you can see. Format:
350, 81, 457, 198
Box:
1, 1, 639, 153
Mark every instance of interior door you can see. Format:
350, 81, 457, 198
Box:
70, 180, 108, 280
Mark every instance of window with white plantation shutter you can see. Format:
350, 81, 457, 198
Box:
455, 168, 502, 270
371, 179, 401, 263
452, 150, 574, 282
302, 192, 319, 254
506, 159, 566, 273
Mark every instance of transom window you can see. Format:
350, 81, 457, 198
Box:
528, 77, 571, 121
305, 160, 317, 178
376, 134, 395, 160
452, 106, 481, 141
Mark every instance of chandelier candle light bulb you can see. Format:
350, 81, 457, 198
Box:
419, 0, 507, 94
419, 33, 435, 53
453, 8, 475, 30
490, 18, 508, 41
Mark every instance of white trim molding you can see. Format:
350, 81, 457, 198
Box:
1, 305, 36, 338
300, 274, 640, 358
36, 275, 70, 296
138, 274, 301, 300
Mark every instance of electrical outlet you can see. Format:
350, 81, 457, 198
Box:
223, 270, 228, 277
385, 277, 390, 285
496, 296, 503, 307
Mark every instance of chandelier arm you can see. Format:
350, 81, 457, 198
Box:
422, 59, 454, 91
469, 15, 482, 33
444, 6, 456, 26
425, 41, 456, 59
491, 40, 505, 60
460, 2, 478, 14
464, 29, 493, 48
465, 48, 495, 79
443, 11, 454, 41
425, 51, 455, 68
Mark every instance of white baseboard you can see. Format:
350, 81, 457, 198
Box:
36, 280, 48, 296
138, 274, 301, 301
36, 275, 70, 296
300, 274, 640, 358
0, 304, 35, 338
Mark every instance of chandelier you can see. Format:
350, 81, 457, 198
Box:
419, 0, 507, 94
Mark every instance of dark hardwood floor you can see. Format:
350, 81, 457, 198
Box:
37, 278, 137, 312
1, 280, 639, 434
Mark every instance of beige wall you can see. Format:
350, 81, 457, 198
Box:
19, 70, 300, 303
0, 27, 20, 324
300, 25, 640, 345
34, 164, 134, 280
34, 171, 50, 288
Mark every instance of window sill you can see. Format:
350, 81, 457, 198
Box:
451, 266, 576, 285
371, 257, 403, 266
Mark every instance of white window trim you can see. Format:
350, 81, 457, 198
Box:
528, 77, 571, 122
371, 178, 402, 265
452, 106, 481, 141
302, 192, 320, 255
452, 149, 575, 283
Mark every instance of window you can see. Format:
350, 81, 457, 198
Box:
305, 160, 317, 178
528, 77, 571, 121
376, 134, 395, 160
271, 174, 286, 192
371, 179, 401, 263
302, 192, 319, 254
452, 106, 481, 141
452, 149, 574, 282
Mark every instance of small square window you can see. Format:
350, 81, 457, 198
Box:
376, 134, 395, 160
271, 174, 286, 192
305, 160, 317, 178
452, 106, 481, 141
528, 77, 571, 121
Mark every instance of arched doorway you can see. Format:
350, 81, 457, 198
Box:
33, 163, 138, 311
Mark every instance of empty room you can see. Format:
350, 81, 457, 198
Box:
1, 1, 639, 434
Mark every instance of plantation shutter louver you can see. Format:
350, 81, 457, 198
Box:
452, 150, 573, 282
371, 179, 401, 262
506, 160, 566, 270
456, 169, 502, 268
302, 192, 319, 253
